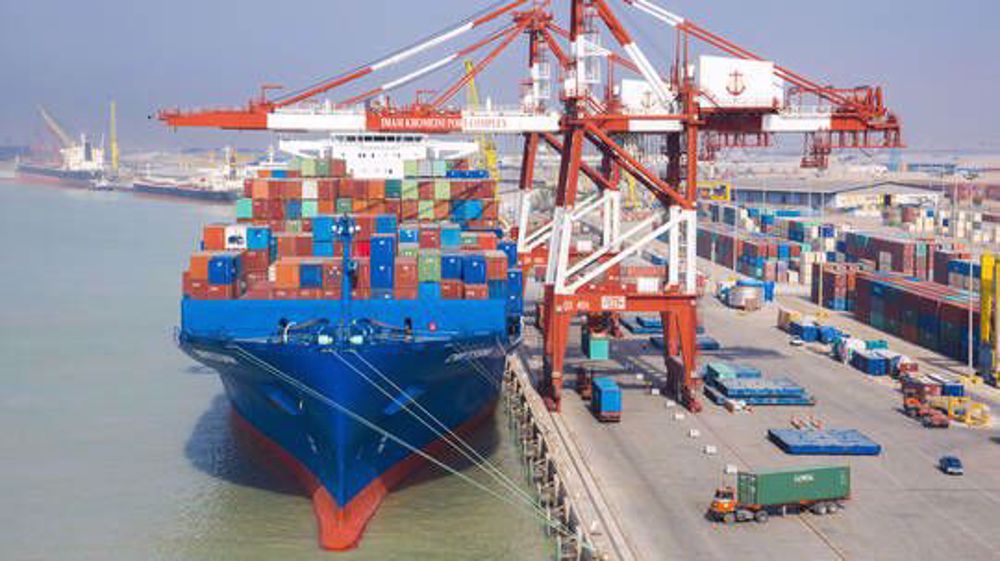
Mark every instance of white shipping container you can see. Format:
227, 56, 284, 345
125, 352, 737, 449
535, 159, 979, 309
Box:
224, 225, 248, 250
302, 179, 318, 199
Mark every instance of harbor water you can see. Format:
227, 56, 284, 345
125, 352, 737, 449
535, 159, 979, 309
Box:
0, 181, 551, 560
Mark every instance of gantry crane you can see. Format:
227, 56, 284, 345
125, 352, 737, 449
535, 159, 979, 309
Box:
157, 0, 902, 413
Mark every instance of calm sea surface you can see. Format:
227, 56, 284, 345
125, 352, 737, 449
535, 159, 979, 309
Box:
0, 181, 550, 560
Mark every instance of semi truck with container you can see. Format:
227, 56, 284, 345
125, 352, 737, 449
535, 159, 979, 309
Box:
709, 465, 850, 523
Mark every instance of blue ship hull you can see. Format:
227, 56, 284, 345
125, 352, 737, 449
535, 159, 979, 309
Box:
179, 298, 514, 549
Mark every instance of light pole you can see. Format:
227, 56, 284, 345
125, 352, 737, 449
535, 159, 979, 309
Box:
962, 170, 980, 374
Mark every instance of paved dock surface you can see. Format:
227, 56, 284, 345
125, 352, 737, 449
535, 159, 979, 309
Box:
520, 270, 1000, 561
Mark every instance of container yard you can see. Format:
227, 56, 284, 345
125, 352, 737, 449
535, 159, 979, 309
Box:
8, 1, 1000, 561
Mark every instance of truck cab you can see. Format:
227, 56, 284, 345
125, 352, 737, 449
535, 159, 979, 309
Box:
710, 487, 737, 521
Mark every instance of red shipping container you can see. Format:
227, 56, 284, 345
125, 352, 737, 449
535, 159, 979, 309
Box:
330, 159, 347, 177
418, 181, 434, 199
419, 226, 441, 249
394, 287, 418, 300
301, 219, 313, 233
477, 233, 497, 251
243, 250, 271, 273
441, 280, 463, 300
271, 287, 298, 300
485, 251, 508, 280
267, 199, 285, 220
243, 179, 254, 198
365, 199, 386, 215
252, 199, 269, 219
318, 179, 336, 200
282, 181, 303, 199
354, 240, 371, 257
267, 219, 285, 232
242, 286, 270, 299
203, 225, 226, 251
463, 283, 488, 300
450, 182, 476, 199
205, 283, 236, 300
395, 258, 419, 287
286, 170, 301, 179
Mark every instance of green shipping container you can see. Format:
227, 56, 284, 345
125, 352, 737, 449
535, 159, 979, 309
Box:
418, 200, 435, 220
336, 198, 353, 213
301, 158, 318, 177
235, 198, 254, 219
403, 160, 419, 178
738, 466, 849, 507
434, 179, 451, 200
402, 179, 419, 200
399, 243, 420, 258
418, 251, 441, 281
285, 220, 302, 233
316, 158, 330, 177
385, 179, 403, 198
301, 199, 318, 218
432, 160, 447, 177
581, 330, 610, 360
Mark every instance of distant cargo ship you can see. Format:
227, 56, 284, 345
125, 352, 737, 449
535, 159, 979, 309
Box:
133, 147, 248, 202
17, 106, 108, 188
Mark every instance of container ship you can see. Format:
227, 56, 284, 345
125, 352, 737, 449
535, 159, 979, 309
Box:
177, 134, 523, 550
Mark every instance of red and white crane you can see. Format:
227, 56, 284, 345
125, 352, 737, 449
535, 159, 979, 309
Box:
158, 0, 903, 413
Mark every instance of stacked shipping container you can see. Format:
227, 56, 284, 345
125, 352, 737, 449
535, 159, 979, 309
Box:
182, 157, 524, 315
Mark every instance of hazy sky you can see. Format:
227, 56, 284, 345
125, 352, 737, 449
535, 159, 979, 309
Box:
2, 0, 997, 152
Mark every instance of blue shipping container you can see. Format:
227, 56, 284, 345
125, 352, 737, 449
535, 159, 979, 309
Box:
441, 254, 464, 280
247, 227, 271, 250
208, 254, 241, 285
299, 264, 323, 288
591, 378, 622, 421
462, 254, 487, 284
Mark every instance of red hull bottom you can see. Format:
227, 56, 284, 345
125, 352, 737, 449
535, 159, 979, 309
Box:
231, 400, 497, 550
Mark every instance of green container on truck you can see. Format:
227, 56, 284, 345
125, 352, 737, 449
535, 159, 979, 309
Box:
710, 465, 850, 524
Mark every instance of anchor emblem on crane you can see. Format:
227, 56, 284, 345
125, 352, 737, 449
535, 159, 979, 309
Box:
726, 70, 747, 96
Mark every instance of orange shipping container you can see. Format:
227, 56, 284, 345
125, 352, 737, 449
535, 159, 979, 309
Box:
366, 179, 385, 199
275, 259, 301, 289
318, 199, 335, 214
203, 225, 227, 251
189, 252, 213, 280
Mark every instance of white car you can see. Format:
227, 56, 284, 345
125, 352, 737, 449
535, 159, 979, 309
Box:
789, 337, 805, 347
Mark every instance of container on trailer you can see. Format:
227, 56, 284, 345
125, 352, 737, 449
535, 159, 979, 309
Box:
590, 377, 622, 422
737, 465, 850, 506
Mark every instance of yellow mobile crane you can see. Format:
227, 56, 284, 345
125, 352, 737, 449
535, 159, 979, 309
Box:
464, 60, 498, 180
981, 254, 1000, 385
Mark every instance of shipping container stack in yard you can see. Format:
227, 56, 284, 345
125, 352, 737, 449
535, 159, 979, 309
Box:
181, 156, 524, 315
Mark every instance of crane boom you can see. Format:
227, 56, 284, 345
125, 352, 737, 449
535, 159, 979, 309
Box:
37, 105, 74, 148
